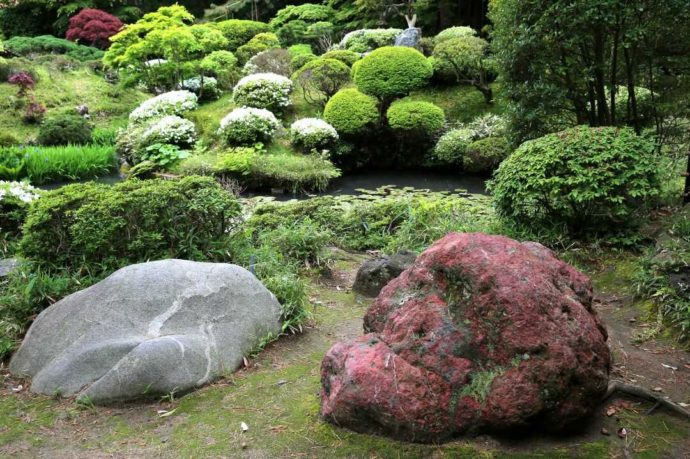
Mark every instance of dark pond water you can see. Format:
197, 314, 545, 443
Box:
40, 170, 488, 198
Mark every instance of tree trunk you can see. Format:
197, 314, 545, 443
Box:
624, 47, 641, 134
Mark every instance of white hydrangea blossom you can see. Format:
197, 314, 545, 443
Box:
232, 73, 293, 111
0, 181, 40, 204
290, 118, 339, 151
129, 90, 198, 124
218, 107, 281, 145
141, 115, 197, 147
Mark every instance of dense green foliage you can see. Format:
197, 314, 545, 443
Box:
269, 3, 335, 47
37, 114, 93, 146
235, 32, 281, 64
20, 176, 241, 271
0, 145, 116, 184
213, 19, 271, 50
489, 126, 660, 236
489, 0, 690, 143
323, 88, 379, 136
463, 136, 510, 174
293, 57, 351, 106
4, 35, 104, 61
353, 46, 432, 104
386, 99, 445, 134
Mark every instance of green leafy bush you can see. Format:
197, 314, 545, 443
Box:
217, 150, 340, 193
0, 132, 19, 147
321, 49, 361, 67
20, 176, 241, 271
293, 57, 351, 106
243, 48, 292, 77
323, 88, 379, 136
200, 50, 239, 88
270, 4, 335, 46
37, 114, 93, 146
213, 19, 271, 50
235, 32, 281, 65
463, 136, 511, 174
339, 29, 402, 53
353, 46, 433, 104
434, 26, 477, 44
489, 126, 660, 237
386, 99, 445, 134
4, 35, 104, 61
432, 128, 474, 166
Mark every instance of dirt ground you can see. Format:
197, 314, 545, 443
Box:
0, 250, 689, 458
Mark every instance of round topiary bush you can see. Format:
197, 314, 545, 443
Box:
323, 88, 379, 136
386, 99, 445, 134
218, 107, 281, 145
353, 46, 433, 103
432, 128, 474, 166
180, 76, 220, 100
321, 49, 361, 67
463, 136, 510, 174
489, 126, 661, 236
434, 26, 477, 44
129, 91, 198, 125
37, 114, 93, 146
289, 118, 339, 151
232, 72, 293, 112
293, 58, 351, 106
243, 48, 292, 76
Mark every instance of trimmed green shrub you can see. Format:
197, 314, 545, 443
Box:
339, 29, 402, 53
489, 126, 661, 236
289, 118, 339, 151
213, 19, 271, 51
293, 57, 351, 106
434, 26, 477, 44
290, 52, 317, 72
4, 35, 104, 61
218, 107, 281, 146
37, 114, 93, 146
200, 50, 239, 88
323, 88, 379, 136
322, 49, 361, 67
235, 32, 281, 65
432, 128, 474, 166
463, 136, 511, 174
216, 150, 340, 193
20, 176, 241, 271
353, 46, 433, 103
0, 132, 19, 147
386, 99, 446, 134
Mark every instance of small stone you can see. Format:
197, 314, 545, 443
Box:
617, 427, 627, 439
653, 387, 663, 392
241, 442, 248, 449
601, 427, 610, 436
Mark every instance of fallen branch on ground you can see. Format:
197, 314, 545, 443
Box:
603, 381, 690, 420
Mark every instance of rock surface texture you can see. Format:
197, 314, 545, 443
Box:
352, 250, 417, 297
11, 259, 282, 403
320, 233, 610, 442
395, 28, 422, 48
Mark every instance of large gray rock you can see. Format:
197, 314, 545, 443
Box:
0, 258, 19, 277
395, 28, 422, 48
352, 250, 417, 297
10, 259, 282, 403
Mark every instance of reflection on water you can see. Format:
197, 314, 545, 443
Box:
39, 170, 488, 198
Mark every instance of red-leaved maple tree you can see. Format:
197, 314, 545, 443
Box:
66, 8, 123, 50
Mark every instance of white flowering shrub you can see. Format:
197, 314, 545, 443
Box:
129, 90, 199, 125
1, 180, 40, 234
0, 181, 40, 204
338, 29, 402, 53
218, 107, 281, 145
141, 116, 197, 148
232, 73, 293, 112
180, 76, 220, 100
466, 114, 507, 140
289, 118, 339, 151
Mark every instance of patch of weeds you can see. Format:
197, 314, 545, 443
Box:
616, 403, 688, 459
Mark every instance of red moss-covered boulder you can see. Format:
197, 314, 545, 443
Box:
320, 233, 610, 442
